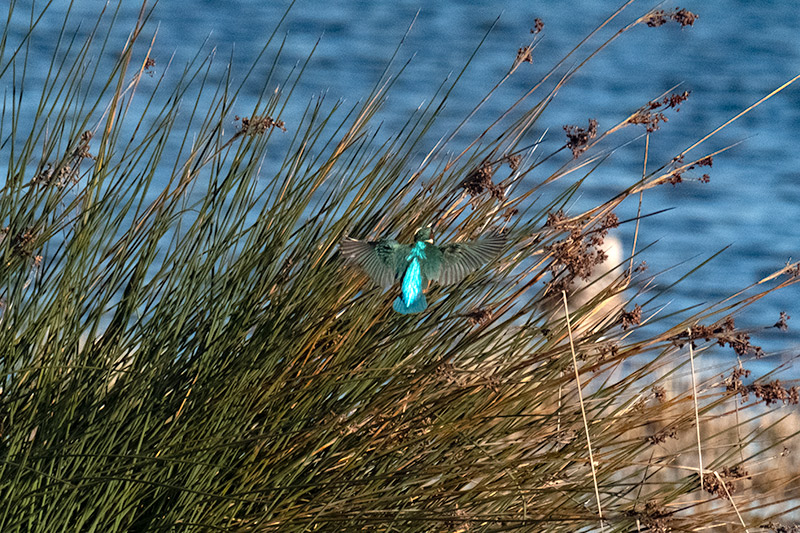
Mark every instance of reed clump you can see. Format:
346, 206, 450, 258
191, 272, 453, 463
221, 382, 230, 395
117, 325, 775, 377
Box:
0, 1, 798, 531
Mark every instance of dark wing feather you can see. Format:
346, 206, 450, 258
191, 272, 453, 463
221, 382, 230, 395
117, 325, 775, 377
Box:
340, 237, 409, 288
428, 234, 505, 285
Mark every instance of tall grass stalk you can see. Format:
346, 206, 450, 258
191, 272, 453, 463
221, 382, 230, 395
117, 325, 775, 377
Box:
1, 1, 799, 531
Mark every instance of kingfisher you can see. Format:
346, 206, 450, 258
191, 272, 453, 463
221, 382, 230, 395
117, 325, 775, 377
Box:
340, 227, 505, 314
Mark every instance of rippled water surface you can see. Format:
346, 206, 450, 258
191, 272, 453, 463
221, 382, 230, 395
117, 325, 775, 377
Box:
5, 1, 800, 357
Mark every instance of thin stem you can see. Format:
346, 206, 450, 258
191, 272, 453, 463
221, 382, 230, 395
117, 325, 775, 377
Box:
563, 290, 605, 531
688, 330, 704, 493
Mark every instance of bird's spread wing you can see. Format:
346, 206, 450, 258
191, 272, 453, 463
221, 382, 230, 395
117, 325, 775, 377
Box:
340, 237, 409, 288
425, 234, 505, 285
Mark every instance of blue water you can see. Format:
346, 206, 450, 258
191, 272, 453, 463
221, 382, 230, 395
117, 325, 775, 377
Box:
4, 1, 800, 359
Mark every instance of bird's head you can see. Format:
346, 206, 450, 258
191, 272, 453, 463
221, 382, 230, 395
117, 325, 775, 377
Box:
414, 226, 433, 243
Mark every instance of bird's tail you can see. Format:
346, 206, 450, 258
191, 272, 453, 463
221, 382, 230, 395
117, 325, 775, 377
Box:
393, 294, 428, 314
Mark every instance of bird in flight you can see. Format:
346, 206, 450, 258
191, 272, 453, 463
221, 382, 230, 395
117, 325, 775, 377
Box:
340, 227, 505, 314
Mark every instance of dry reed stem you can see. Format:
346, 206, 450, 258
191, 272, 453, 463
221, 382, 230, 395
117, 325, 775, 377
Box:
682, 72, 800, 158
562, 290, 605, 531
714, 470, 751, 532
174, 373, 199, 421
733, 358, 746, 464
688, 331, 705, 494
629, 133, 648, 281
557, 371, 562, 434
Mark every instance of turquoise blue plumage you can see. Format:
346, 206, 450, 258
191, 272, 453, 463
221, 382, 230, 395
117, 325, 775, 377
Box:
394, 242, 428, 314
340, 227, 505, 314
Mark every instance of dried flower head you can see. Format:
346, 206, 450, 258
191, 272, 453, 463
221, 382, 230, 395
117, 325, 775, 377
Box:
435, 362, 468, 388
31, 164, 55, 186
667, 170, 683, 185
774, 311, 791, 331
746, 379, 799, 406
621, 304, 642, 330
662, 153, 713, 186
461, 161, 504, 200
601, 213, 619, 231
629, 91, 691, 132
597, 342, 619, 362
761, 522, 800, 533
645, 427, 678, 445
667, 91, 691, 109
672, 8, 699, 27
785, 261, 800, 279
625, 501, 673, 533
725, 366, 751, 396
628, 110, 668, 133
544, 211, 617, 296
465, 308, 493, 327
646, 8, 698, 28
545, 209, 572, 230
645, 10, 668, 27
73, 130, 95, 160
513, 46, 533, 69
703, 465, 749, 499
652, 385, 666, 403
502, 207, 519, 221
672, 316, 764, 358
11, 227, 38, 258
531, 18, 544, 34
236, 114, 286, 137
563, 119, 598, 158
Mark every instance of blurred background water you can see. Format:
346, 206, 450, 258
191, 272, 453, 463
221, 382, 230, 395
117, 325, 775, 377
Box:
4, 1, 800, 361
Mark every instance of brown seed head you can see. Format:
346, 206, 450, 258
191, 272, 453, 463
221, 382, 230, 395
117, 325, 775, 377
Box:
466, 308, 493, 327
645, 10, 668, 27
725, 366, 751, 396
747, 380, 799, 406
672, 8, 699, 27
544, 209, 618, 296
236, 114, 287, 136
461, 161, 504, 201
652, 385, 666, 403
625, 501, 673, 533
563, 119, 598, 158
645, 427, 677, 445
645, 8, 699, 28
703, 465, 749, 499
514, 46, 533, 67
144, 57, 156, 76
774, 311, 791, 331
621, 304, 642, 330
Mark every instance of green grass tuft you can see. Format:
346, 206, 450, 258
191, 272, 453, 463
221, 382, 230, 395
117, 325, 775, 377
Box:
1, 1, 799, 531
